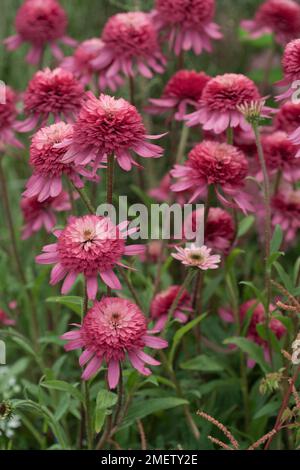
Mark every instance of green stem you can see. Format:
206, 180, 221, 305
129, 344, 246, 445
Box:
82, 281, 93, 450
226, 127, 234, 145
165, 270, 196, 332
106, 154, 115, 296
117, 267, 143, 311
71, 182, 96, 214
175, 125, 190, 164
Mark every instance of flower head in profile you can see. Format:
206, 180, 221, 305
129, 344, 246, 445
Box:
271, 186, 300, 244
92, 12, 166, 79
4, 0, 76, 64
23, 122, 97, 202
0, 86, 23, 149
171, 141, 253, 214
241, 0, 300, 46
274, 101, 300, 133
149, 70, 211, 120
61, 38, 123, 91
153, 0, 222, 55
21, 192, 71, 240
60, 93, 164, 171
150, 285, 192, 332
172, 244, 221, 270
276, 39, 300, 101
61, 297, 168, 388
16, 68, 85, 132
185, 74, 262, 134
36, 215, 145, 299
260, 131, 300, 181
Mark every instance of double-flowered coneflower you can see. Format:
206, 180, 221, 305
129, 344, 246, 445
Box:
0, 86, 23, 149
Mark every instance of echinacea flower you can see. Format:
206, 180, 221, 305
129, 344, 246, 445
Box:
61, 38, 123, 91
23, 123, 98, 202
60, 93, 164, 171
153, 0, 222, 55
61, 297, 168, 388
21, 191, 71, 240
4, 0, 76, 65
150, 285, 192, 332
185, 74, 263, 134
276, 39, 300, 101
16, 68, 85, 132
241, 0, 300, 46
219, 299, 286, 367
171, 141, 254, 213
183, 207, 235, 254
274, 101, 300, 133
260, 131, 300, 180
0, 309, 16, 327
149, 69, 211, 120
271, 186, 300, 243
0, 86, 23, 149
172, 243, 221, 270
92, 12, 166, 79
36, 215, 145, 299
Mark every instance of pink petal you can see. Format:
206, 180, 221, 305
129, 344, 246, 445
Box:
107, 359, 120, 389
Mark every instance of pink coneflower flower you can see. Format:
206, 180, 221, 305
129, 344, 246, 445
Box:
36, 215, 145, 299
4, 0, 76, 65
21, 191, 71, 240
171, 141, 254, 213
260, 131, 300, 181
274, 101, 300, 133
241, 0, 300, 46
183, 207, 235, 254
150, 285, 192, 332
149, 70, 211, 120
92, 12, 166, 79
153, 0, 222, 56
0, 86, 23, 149
23, 123, 97, 202
61, 38, 123, 91
16, 68, 85, 132
172, 243, 221, 270
219, 299, 286, 367
276, 39, 300, 101
271, 186, 300, 243
0, 309, 16, 327
60, 93, 164, 171
185, 74, 262, 134
61, 297, 168, 388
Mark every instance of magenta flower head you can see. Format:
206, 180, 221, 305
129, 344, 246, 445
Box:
171, 141, 253, 213
4, 0, 76, 64
241, 0, 300, 46
260, 131, 300, 181
274, 101, 300, 134
172, 244, 221, 270
23, 122, 97, 202
36, 215, 145, 299
185, 74, 262, 134
16, 68, 85, 133
21, 192, 71, 240
150, 286, 192, 332
92, 12, 166, 80
276, 39, 300, 103
153, 0, 222, 55
0, 86, 23, 149
61, 38, 124, 92
272, 186, 300, 244
61, 297, 168, 388
149, 69, 211, 120
60, 93, 165, 171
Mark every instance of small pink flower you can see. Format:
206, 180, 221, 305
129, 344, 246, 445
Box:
153, 0, 222, 56
61, 297, 168, 388
92, 12, 166, 80
150, 285, 192, 332
185, 74, 262, 134
21, 192, 71, 240
241, 0, 300, 46
0, 86, 23, 149
172, 243, 221, 270
36, 215, 145, 299
271, 186, 300, 243
149, 70, 211, 120
60, 93, 165, 171
260, 131, 300, 181
276, 39, 300, 101
23, 123, 97, 202
4, 0, 76, 65
16, 68, 85, 132
61, 38, 123, 91
171, 141, 253, 213
0, 309, 16, 327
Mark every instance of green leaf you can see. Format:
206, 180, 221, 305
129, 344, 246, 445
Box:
240, 281, 265, 305
273, 262, 294, 292
237, 215, 255, 238
267, 251, 284, 269
253, 401, 280, 420
121, 397, 189, 429
94, 390, 118, 433
224, 337, 270, 373
169, 314, 207, 365
41, 379, 83, 402
46, 295, 83, 315
180, 355, 223, 372
270, 225, 283, 254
